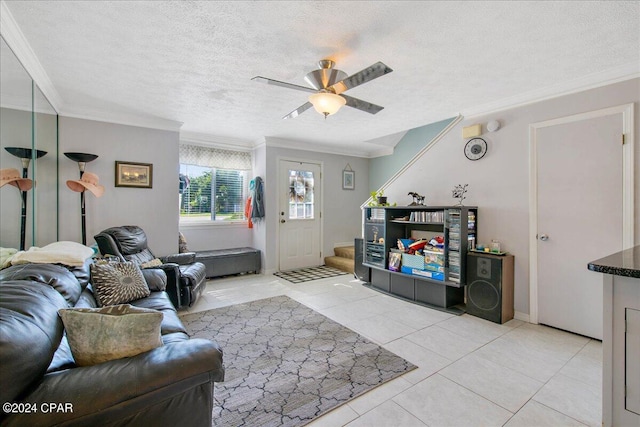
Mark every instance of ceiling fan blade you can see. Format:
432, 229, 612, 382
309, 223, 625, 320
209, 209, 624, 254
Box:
283, 102, 313, 119
252, 76, 316, 93
328, 62, 393, 95
341, 94, 384, 115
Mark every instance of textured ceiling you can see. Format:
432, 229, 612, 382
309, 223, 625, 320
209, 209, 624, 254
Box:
3, 1, 639, 155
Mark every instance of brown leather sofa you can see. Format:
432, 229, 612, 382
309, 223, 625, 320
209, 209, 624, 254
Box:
0, 260, 224, 427
94, 226, 207, 309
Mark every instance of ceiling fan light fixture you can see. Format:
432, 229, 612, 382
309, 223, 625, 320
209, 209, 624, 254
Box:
308, 92, 346, 118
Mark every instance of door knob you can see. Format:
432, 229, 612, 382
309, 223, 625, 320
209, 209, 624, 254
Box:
280, 219, 286, 223
538, 234, 549, 241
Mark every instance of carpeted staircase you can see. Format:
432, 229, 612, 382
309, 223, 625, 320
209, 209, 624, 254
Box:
324, 245, 354, 274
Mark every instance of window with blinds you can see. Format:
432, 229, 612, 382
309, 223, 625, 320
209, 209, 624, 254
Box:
179, 144, 251, 223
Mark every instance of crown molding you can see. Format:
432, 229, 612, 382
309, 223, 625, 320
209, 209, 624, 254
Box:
180, 131, 255, 151
0, 0, 63, 112
264, 136, 386, 158
364, 130, 408, 148
252, 138, 267, 150
0, 94, 31, 113
462, 62, 640, 119
181, 133, 394, 158
364, 130, 407, 158
367, 146, 395, 158
60, 107, 183, 132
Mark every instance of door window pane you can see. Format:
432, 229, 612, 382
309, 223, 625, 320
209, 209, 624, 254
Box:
288, 170, 314, 219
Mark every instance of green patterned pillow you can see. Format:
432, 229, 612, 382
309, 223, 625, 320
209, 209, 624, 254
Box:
59, 304, 163, 366
90, 261, 150, 306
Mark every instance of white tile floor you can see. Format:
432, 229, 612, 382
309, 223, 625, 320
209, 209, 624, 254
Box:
184, 273, 602, 427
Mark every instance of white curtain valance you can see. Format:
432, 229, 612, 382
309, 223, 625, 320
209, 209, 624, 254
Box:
179, 144, 252, 170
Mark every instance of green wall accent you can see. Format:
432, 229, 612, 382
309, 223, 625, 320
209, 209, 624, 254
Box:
369, 117, 457, 192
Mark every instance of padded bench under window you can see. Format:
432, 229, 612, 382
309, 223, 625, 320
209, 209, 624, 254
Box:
195, 247, 261, 278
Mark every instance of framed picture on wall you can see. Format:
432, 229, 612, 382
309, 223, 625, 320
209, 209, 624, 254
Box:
115, 161, 153, 188
342, 166, 355, 190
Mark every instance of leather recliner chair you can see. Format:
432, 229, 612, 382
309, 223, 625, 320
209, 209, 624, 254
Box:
94, 225, 206, 309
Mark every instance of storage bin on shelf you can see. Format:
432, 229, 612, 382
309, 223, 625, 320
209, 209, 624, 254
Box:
365, 243, 386, 268
400, 266, 445, 281
399, 248, 445, 281
402, 253, 425, 270
423, 249, 445, 272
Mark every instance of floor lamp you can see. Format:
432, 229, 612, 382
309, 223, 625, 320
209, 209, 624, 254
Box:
64, 152, 101, 245
4, 147, 47, 250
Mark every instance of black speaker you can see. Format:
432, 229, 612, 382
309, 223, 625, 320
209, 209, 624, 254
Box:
354, 238, 370, 282
466, 252, 514, 324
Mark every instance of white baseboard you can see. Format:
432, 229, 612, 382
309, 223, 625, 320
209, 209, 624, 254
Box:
514, 311, 530, 323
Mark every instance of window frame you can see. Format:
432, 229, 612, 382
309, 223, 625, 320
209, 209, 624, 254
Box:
178, 141, 253, 227
179, 165, 249, 226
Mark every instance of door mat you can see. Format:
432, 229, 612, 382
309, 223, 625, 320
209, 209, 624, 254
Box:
273, 265, 349, 283
181, 295, 416, 427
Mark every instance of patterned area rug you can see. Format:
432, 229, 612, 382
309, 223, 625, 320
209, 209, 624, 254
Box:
273, 265, 348, 284
181, 295, 416, 427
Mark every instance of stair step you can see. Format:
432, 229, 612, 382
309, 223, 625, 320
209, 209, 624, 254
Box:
334, 246, 355, 260
324, 256, 354, 274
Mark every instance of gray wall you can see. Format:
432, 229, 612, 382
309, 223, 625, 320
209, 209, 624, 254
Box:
59, 117, 180, 256
180, 223, 253, 252
251, 144, 267, 271
382, 77, 640, 317
261, 141, 370, 273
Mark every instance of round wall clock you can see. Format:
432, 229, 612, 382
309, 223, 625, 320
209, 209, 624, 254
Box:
464, 137, 487, 161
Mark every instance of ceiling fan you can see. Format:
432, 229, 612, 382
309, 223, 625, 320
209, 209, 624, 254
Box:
252, 59, 393, 119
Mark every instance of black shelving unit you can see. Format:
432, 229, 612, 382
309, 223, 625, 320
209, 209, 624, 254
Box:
362, 206, 478, 314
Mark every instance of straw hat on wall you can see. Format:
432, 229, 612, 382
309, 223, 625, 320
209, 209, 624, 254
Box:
0, 168, 33, 191
66, 172, 105, 197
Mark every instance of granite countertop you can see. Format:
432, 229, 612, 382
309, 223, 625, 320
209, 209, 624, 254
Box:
588, 245, 640, 278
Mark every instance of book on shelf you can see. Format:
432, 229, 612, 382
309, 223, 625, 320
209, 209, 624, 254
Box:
408, 210, 444, 223
388, 252, 401, 272
369, 209, 386, 221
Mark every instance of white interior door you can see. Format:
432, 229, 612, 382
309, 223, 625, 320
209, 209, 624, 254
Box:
278, 160, 322, 271
533, 111, 624, 340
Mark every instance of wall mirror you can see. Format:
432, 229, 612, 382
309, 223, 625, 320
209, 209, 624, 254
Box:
0, 35, 58, 249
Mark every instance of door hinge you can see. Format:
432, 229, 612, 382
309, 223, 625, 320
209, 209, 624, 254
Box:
622, 134, 625, 145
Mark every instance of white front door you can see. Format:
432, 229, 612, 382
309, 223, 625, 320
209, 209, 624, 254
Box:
278, 160, 322, 271
531, 107, 631, 339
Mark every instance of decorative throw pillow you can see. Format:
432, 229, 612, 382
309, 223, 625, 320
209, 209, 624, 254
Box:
10, 241, 94, 267
58, 304, 163, 366
90, 261, 150, 306
140, 258, 163, 269
178, 232, 189, 253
